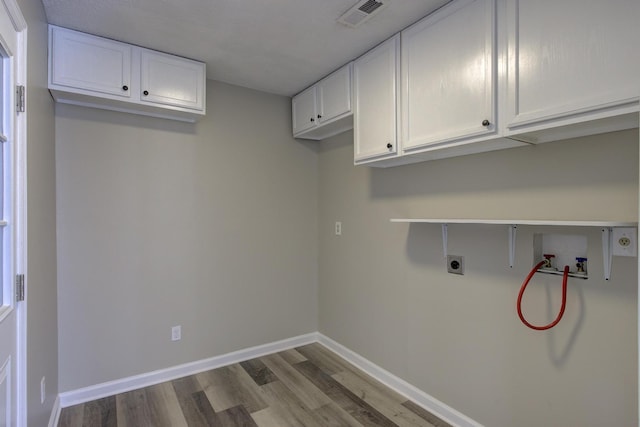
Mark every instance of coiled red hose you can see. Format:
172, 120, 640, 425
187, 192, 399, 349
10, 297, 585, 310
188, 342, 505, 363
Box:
517, 261, 569, 330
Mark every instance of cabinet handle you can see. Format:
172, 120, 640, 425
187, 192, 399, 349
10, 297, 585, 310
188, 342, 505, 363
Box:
482, 119, 491, 127
143, 90, 149, 96
317, 114, 322, 119
310, 118, 315, 122
122, 85, 128, 91
387, 143, 393, 150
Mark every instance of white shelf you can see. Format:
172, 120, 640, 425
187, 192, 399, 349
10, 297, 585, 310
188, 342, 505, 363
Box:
390, 218, 637, 227
390, 218, 637, 280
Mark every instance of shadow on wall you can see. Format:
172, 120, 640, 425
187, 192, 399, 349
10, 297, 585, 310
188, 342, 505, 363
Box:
547, 284, 585, 367
55, 102, 199, 135
55, 103, 198, 135
368, 130, 637, 200
57, 100, 323, 157
404, 221, 444, 266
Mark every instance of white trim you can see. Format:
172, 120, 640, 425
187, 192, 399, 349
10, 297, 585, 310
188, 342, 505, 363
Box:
637, 113, 639, 425
1, 0, 26, 32
13, 22, 27, 427
0, 357, 10, 427
0, 1, 26, 426
317, 333, 483, 427
0, 305, 10, 323
47, 395, 60, 427
59, 332, 319, 408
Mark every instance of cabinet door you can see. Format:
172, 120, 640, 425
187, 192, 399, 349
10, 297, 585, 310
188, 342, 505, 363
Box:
140, 50, 206, 111
292, 86, 317, 135
402, 0, 495, 151
354, 35, 400, 162
50, 26, 132, 98
506, 0, 640, 131
317, 64, 352, 124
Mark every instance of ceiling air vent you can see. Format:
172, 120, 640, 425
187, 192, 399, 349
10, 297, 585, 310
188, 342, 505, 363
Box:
338, 0, 390, 28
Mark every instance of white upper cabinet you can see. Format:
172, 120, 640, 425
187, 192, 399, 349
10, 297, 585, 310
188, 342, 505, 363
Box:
50, 27, 132, 99
353, 35, 400, 163
140, 49, 206, 111
292, 63, 353, 140
505, 0, 640, 141
292, 86, 317, 135
402, 0, 497, 151
49, 25, 206, 122
353, 0, 638, 167
317, 65, 352, 124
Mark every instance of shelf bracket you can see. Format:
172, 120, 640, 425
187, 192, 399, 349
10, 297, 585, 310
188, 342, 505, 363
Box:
441, 224, 448, 258
602, 227, 612, 281
508, 225, 517, 268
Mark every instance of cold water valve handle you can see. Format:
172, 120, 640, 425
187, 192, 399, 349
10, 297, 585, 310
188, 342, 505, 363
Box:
575, 257, 588, 276
517, 260, 569, 331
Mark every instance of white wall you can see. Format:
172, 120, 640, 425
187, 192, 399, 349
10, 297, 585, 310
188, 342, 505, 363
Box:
16, 0, 59, 424
55, 81, 319, 391
318, 129, 638, 427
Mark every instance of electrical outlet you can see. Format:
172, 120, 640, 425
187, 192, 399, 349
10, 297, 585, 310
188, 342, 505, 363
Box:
612, 227, 637, 257
171, 325, 181, 341
447, 255, 464, 275
40, 377, 46, 404
335, 221, 342, 236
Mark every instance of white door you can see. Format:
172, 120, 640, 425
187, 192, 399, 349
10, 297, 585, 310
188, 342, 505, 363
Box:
140, 49, 206, 111
353, 35, 400, 162
0, 3, 23, 426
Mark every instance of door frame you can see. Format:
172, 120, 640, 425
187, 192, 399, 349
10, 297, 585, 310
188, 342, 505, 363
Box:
1, 0, 27, 425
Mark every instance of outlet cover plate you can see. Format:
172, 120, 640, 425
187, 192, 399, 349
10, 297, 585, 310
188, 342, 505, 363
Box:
447, 255, 464, 275
171, 325, 182, 341
612, 227, 637, 257
40, 377, 46, 404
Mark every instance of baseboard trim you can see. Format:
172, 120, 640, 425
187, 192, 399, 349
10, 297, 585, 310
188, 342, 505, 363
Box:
47, 395, 61, 427
317, 333, 483, 427
58, 332, 318, 408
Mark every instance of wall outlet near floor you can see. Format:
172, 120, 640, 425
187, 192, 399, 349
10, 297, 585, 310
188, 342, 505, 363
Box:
335, 221, 342, 236
612, 227, 637, 257
171, 325, 182, 341
447, 255, 464, 275
40, 377, 46, 404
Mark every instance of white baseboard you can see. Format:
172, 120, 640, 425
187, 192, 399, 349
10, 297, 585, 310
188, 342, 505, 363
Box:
47, 395, 61, 427
317, 333, 483, 427
56, 331, 481, 427
58, 332, 318, 408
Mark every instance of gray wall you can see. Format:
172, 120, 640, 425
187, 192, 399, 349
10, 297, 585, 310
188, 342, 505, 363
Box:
16, 0, 59, 425
55, 82, 319, 391
52, 50, 638, 425
318, 129, 638, 427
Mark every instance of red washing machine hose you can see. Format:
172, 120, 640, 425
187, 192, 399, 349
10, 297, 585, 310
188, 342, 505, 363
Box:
517, 261, 569, 330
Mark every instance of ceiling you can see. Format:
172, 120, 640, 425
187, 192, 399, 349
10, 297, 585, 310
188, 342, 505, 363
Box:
41, 0, 450, 96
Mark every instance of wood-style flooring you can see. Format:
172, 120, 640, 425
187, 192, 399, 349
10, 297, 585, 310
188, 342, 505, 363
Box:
58, 343, 452, 427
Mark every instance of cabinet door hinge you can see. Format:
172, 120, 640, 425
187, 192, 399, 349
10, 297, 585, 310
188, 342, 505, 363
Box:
15, 274, 24, 302
16, 85, 25, 113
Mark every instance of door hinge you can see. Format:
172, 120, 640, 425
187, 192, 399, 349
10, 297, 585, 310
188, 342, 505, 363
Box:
16, 85, 25, 113
15, 274, 24, 302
